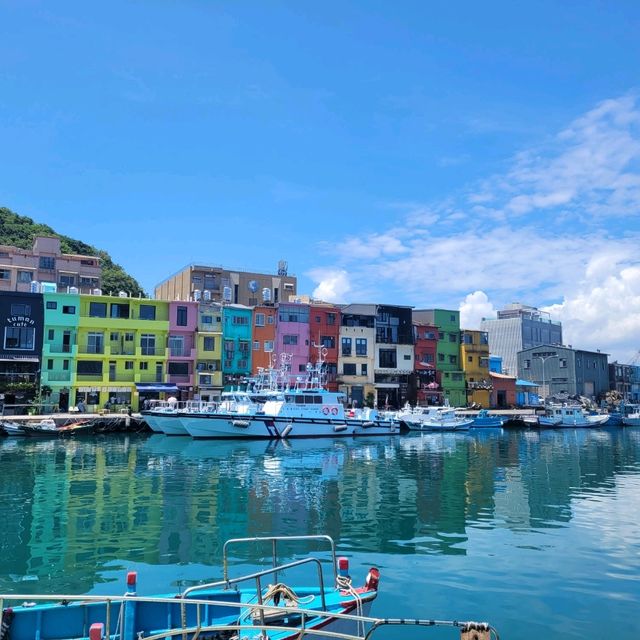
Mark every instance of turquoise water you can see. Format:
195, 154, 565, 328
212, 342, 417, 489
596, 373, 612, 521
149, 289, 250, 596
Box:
0, 429, 639, 639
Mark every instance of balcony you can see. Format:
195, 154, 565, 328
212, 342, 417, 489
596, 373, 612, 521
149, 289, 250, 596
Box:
43, 371, 71, 382
139, 347, 167, 357
168, 374, 192, 384
168, 347, 197, 359
109, 346, 136, 356
137, 373, 164, 383
76, 374, 103, 382
108, 372, 135, 382
78, 345, 105, 354
47, 343, 74, 354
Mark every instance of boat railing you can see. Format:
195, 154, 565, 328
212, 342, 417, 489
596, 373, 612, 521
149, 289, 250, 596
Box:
182, 556, 328, 615
0, 593, 499, 640
222, 534, 338, 585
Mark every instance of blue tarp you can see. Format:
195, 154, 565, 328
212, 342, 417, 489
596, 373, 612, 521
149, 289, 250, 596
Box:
515, 379, 538, 387
135, 383, 179, 392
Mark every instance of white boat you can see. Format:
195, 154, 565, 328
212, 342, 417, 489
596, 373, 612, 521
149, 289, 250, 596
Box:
0, 420, 26, 436
541, 404, 609, 427
397, 405, 473, 431
622, 410, 640, 426
143, 400, 219, 436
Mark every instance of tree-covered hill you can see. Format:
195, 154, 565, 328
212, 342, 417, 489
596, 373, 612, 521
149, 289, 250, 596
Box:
0, 207, 145, 296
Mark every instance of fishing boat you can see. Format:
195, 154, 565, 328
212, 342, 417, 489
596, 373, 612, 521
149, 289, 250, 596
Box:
397, 405, 473, 432
539, 404, 609, 428
469, 409, 507, 428
0, 420, 27, 436
0, 533, 498, 640
19, 418, 60, 437
622, 408, 640, 426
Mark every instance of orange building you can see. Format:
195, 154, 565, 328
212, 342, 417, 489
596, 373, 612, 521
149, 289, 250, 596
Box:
309, 303, 341, 391
251, 304, 277, 374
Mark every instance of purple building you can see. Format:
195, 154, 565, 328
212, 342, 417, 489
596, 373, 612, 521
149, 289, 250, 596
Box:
167, 301, 198, 399
276, 302, 311, 385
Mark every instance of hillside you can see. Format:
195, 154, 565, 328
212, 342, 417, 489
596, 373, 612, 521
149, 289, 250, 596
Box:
0, 207, 145, 296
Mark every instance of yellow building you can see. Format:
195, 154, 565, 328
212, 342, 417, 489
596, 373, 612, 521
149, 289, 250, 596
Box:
461, 330, 491, 407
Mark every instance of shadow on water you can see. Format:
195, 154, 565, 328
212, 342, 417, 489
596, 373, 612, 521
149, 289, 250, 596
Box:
0, 428, 639, 638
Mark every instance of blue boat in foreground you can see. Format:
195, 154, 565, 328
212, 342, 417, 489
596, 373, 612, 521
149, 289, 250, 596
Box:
0, 534, 498, 640
470, 410, 507, 428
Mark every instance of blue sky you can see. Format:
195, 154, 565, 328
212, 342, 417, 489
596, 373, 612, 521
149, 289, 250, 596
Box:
1, 1, 640, 359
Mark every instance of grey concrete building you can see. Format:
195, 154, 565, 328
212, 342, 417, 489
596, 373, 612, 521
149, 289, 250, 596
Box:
481, 303, 562, 376
154, 261, 297, 306
517, 345, 609, 400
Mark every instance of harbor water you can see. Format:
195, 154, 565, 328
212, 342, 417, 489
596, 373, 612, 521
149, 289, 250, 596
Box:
0, 428, 639, 639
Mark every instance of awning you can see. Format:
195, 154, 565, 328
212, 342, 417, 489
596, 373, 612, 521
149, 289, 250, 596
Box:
516, 379, 539, 387
135, 383, 179, 393
0, 357, 40, 362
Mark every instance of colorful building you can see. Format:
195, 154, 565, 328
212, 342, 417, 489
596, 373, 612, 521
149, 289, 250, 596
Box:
167, 301, 198, 400
195, 302, 223, 400
338, 304, 376, 407
41, 292, 79, 411
461, 330, 491, 407
75, 293, 170, 411
309, 302, 341, 391
411, 322, 440, 405
490, 372, 516, 408
222, 304, 253, 387
275, 302, 310, 386
413, 309, 466, 407
251, 304, 277, 375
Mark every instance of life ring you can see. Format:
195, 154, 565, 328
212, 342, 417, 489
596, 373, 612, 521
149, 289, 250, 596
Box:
323, 407, 330, 415
331, 407, 338, 415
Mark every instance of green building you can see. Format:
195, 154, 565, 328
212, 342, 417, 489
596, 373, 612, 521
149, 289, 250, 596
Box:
412, 309, 466, 407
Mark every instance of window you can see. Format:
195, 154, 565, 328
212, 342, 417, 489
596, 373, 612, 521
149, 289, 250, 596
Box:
140, 334, 156, 355
87, 332, 104, 354
177, 306, 188, 326
438, 332, 444, 340
299, 364, 307, 372
139, 304, 156, 320
239, 341, 250, 354
204, 274, 216, 289
343, 363, 357, 375
89, 302, 107, 317
17, 271, 33, 283
80, 259, 95, 266
202, 315, 212, 324
283, 335, 298, 345
139, 361, 149, 370
203, 336, 215, 351
327, 313, 336, 326
404, 354, 411, 360
341, 337, 352, 356
421, 353, 434, 363
463, 333, 473, 344
438, 353, 444, 362
480, 333, 489, 345
452, 373, 463, 381
63, 305, 75, 314
321, 336, 335, 349
47, 359, 53, 370
468, 355, 473, 363
0, 270, 10, 281
80, 277, 98, 287
449, 333, 457, 342
46, 301, 57, 310
125, 361, 134, 370
267, 315, 274, 324
110, 303, 129, 319
255, 313, 265, 326
253, 341, 260, 351
480, 357, 489, 368
77, 360, 102, 375
559, 358, 567, 368
110, 332, 119, 341
264, 340, 274, 352
426, 331, 436, 340
200, 374, 212, 385
449, 355, 457, 365
450, 314, 456, 322
63, 359, 69, 370
48, 329, 54, 340
59, 274, 75, 288
355, 338, 367, 356
39, 256, 55, 270
125, 332, 134, 342
379, 349, 397, 368
315, 315, 321, 323
168, 362, 188, 375
361, 363, 368, 376
524, 359, 530, 369
11, 304, 31, 316
233, 315, 249, 325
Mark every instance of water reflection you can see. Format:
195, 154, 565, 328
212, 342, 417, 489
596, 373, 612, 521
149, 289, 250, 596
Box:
0, 430, 639, 612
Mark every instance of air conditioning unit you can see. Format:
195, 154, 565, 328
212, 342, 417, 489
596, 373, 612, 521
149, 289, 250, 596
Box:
196, 363, 206, 371
207, 364, 216, 371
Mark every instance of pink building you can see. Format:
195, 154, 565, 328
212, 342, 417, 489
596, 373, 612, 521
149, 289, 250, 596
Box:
276, 302, 310, 385
0, 236, 101, 293
167, 301, 198, 399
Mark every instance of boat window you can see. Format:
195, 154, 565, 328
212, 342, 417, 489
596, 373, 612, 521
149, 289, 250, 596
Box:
314, 396, 323, 404
285, 395, 295, 403
295, 395, 305, 404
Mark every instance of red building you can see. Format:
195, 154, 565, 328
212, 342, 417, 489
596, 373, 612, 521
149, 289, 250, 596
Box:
490, 372, 516, 408
251, 304, 277, 375
309, 303, 341, 391
412, 322, 442, 405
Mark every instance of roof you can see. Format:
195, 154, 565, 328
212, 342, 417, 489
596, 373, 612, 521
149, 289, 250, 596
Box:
340, 303, 377, 316
490, 372, 516, 380
515, 379, 538, 387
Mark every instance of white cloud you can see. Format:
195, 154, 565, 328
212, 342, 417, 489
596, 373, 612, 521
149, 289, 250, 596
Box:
308, 268, 351, 303
459, 291, 496, 329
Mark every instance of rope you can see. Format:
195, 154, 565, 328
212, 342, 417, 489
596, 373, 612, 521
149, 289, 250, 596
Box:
242, 583, 314, 624
336, 575, 365, 638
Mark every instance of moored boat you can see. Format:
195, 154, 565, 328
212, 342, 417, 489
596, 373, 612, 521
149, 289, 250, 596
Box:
0, 420, 27, 436
397, 405, 473, 431
539, 404, 609, 428
469, 409, 507, 428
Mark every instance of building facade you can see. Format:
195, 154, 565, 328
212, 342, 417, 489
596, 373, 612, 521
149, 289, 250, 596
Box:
251, 304, 277, 375
167, 301, 198, 400
517, 345, 609, 400
195, 302, 223, 400
154, 262, 297, 307
461, 330, 491, 407
608, 362, 640, 402
481, 303, 562, 376
222, 305, 253, 387
275, 302, 310, 385
0, 236, 101, 294
410, 322, 440, 405
338, 304, 376, 407
413, 309, 466, 407
309, 303, 341, 391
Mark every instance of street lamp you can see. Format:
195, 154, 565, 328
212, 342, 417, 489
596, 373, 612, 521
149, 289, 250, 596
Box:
535, 354, 558, 403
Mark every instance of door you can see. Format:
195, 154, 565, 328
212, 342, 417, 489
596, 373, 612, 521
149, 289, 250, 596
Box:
109, 361, 116, 382
168, 335, 184, 357
87, 332, 104, 354
62, 330, 71, 354
155, 362, 163, 383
